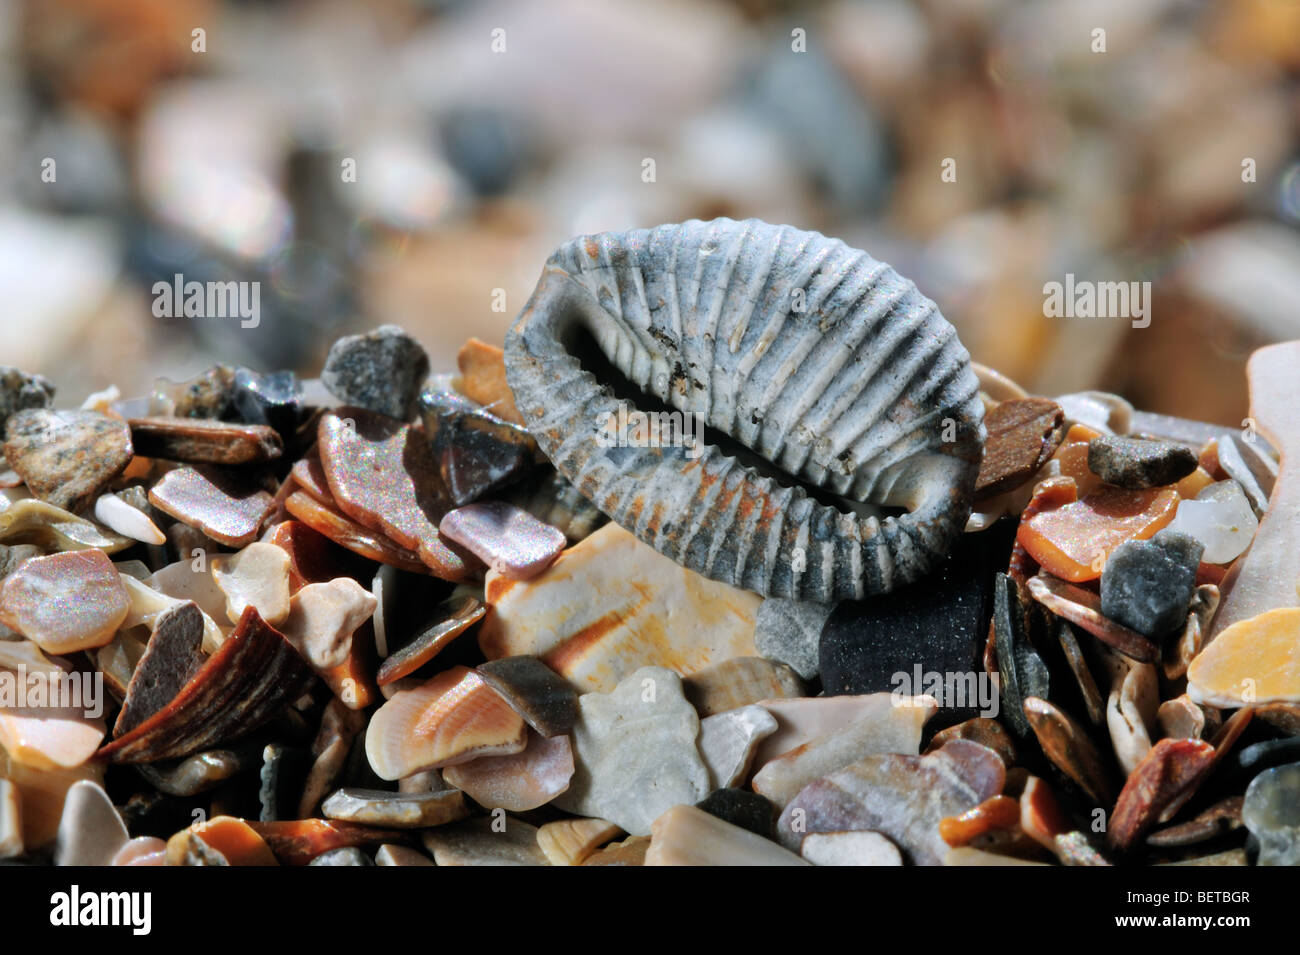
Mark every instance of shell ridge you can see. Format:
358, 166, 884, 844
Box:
504, 218, 983, 600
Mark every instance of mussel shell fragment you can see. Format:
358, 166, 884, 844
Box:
96, 607, 315, 763
505, 218, 984, 600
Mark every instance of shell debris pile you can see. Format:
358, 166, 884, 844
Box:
0, 222, 1297, 867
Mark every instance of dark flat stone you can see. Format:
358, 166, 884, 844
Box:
476, 655, 578, 737
819, 520, 1017, 724
696, 788, 776, 840
994, 572, 1049, 739
420, 388, 536, 506
231, 367, 302, 439
1087, 436, 1197, 490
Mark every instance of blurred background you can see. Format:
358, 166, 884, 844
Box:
1, 0, 1299, 425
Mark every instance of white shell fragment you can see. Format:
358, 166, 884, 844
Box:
752, 694, 936, 806
555, 666, 710, 836
505, 218, 985, 600
646, 805, 808, 866
211, 542, 292, 627
697, 704, 778, 788
1165, 480, 1258, 565
479, 522, 760, 693
279, 578, 377, 669
93, 493, 166, 546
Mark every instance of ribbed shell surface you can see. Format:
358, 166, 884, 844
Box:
504, 218, 985, 601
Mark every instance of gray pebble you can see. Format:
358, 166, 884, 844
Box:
754, 598, 831, 680
1100, 529, 1203, 640
321, 324, 429, 421
1087, 436, 1197, 489
0, 366, 54, 433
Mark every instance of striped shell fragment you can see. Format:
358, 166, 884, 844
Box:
504, 218, 985, 601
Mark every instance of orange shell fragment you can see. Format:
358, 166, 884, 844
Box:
1017, 487, 1178, 582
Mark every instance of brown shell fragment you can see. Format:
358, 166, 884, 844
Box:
1022, 696, 1115, 806
96, 607, 315, 763
112, 601, 207, 737
975, 398, 1066, 500
1108, 737, 1216, 853
246, 819, 411, 866
504, 219, 985, 600
127, 417, 282, 465
377, 596, 486, 686
1147, 796, 1244, 848
284, 490, 428, 574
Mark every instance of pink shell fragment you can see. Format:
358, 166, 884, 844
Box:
439, 502, 566, 580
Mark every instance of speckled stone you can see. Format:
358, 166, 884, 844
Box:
440, 501, 565, 580
0, 367, 54, 432
819, 521, 1016, 720
150, 365, 235, 418
1100, 529, 1203, 640
0, 549, 129, 653
1088, 436, 1198, 490
148, 466, 275, 548
321, 324, 429, 421
753, 598, 830, 681
318, 408, 476, 581
554, 666, 710, 836
419, 389, 535, 506
127, 416, 282, 465
4, 409, 133, 514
